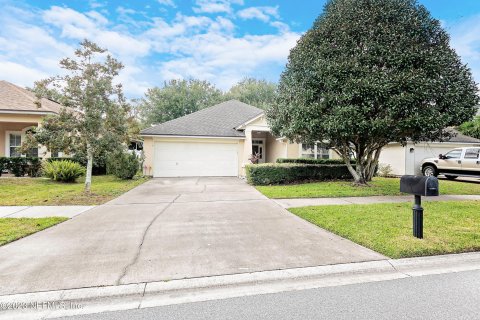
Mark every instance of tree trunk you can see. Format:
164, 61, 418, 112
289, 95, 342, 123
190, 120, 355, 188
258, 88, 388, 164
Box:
85, 145, 93, 192
335, 143, 384, 186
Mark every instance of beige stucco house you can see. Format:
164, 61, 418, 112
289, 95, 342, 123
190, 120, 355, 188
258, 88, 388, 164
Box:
0, 80, 63, 158
140, 100, 336, 177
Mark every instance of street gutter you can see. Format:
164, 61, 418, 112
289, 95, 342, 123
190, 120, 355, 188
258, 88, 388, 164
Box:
1, 252, 480, 320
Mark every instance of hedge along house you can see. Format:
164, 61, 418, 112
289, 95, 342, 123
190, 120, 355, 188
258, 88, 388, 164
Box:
0, 80, 63, 159
140, 100, 338, 177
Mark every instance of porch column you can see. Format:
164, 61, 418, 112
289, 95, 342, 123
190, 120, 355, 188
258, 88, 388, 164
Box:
244, 128, 253, 167
36, 121, 48, 158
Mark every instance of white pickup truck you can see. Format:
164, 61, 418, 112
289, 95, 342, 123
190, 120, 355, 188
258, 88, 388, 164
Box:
420, 147, 480, 179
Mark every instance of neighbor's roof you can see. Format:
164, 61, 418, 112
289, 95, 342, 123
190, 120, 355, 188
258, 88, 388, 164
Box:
445, 128, 480, 143
140, 100, 264, 138
0, 80, 63, 114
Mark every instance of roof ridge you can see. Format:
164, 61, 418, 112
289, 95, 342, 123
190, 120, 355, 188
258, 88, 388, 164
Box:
147, 99, 263, 129
0, 80, 63, 114
3, 81, 37, 104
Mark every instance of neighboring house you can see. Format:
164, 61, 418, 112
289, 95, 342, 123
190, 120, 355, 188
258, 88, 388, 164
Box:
140, 100, 336, 177
0, 80, 63, 158
379, 129, 480, 176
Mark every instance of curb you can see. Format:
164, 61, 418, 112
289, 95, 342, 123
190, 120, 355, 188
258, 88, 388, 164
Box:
1, 252, 480, 319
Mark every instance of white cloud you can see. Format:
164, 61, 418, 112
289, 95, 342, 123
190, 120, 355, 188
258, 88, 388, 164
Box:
88, 0, 106, 9
42, 6, 150, 58
449, 15, 480, 61
448, 15, 480, 88
153, 29, 299, 90
237, 6, 279, 22
0, 2, 299, 97
158, 0, 176, 7
193, 0, 244, 14
116, 6, 136, 16
0, 61, 48, 88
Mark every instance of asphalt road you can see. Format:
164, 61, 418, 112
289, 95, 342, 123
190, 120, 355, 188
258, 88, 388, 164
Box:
57, 269, 480, 320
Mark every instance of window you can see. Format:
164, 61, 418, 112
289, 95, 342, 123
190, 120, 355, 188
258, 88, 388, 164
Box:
300, 143, 330, 159
444, 149, 462, 159
9, 133, 21, 157
317, 147, 330, 159
301, 144, 315, 158
464, 148, 480, 159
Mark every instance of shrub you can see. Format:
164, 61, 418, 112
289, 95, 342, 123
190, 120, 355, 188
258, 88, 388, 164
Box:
0, 157, 9, 177
26, 157, 43, 177
8, 157, 28, 177
276, 158, 352, 165
246, 163, 354, 185
47, 157, 78, 163
72, 151, 108, 175
43, 160, 86, 182
107, 151, 139, 180
377, 163, 394, 177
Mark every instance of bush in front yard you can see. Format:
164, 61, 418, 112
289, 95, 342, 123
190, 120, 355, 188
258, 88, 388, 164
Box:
8, 158, 29, 177
43, 160, 86, 182
276, 158, 352, 165
0, 157, 43, 177
107, 151, 140, 180
0, 157, 9, 177
26, 158, 43, 177
245, 163, 354, 185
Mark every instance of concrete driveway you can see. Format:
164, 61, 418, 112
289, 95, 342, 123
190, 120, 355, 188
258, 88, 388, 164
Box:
0, 177, 384, 295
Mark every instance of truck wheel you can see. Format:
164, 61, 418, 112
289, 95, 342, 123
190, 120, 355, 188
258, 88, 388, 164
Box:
445, 175, 458, 180
422, 165, 437, 177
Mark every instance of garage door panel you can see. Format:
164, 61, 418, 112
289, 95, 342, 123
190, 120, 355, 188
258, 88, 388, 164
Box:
154, 142, 238, 177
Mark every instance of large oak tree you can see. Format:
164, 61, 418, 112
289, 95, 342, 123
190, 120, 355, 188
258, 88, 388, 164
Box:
268, 0, 479, 185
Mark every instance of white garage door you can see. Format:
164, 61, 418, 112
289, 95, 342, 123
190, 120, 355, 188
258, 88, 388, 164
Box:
154, 142, 239, 177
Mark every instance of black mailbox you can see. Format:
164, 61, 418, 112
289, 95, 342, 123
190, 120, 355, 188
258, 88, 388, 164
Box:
400, 176, 439, 197
400, 175, 439, 239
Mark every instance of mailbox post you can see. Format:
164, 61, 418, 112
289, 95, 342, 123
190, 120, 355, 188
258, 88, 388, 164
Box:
400, 176, 439, 239
412, 195, 423, 238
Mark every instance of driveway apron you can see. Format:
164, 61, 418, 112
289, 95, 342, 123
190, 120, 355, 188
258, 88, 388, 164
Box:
0, 177, 384, 295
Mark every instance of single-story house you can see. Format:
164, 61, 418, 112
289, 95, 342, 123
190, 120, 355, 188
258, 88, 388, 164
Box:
0, 80, 63, 158
378, 129, 480, 176
140, 100, 337, 177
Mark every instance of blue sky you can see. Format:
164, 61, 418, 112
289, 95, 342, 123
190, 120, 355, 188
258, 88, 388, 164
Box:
0, 0, 479, 98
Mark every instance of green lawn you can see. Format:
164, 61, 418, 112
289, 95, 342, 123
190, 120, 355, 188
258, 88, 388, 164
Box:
290, 201, 480, 258
256, 177, 480, 199
0, 217, 68, 246
0, 175, 149, 206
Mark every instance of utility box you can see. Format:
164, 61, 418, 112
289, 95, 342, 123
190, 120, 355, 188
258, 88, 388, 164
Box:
400, 176, 439, 197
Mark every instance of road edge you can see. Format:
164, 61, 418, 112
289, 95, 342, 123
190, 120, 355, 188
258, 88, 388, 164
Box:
1, 252, 480, 319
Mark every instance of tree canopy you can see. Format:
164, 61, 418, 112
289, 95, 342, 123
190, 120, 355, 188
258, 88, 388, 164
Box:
226, 78, 277, 110
31, 40, 129, 191
138, 79, 224, 127
458, 115, 480, 140
267, 0, 479, 184
138, 78, 277, 127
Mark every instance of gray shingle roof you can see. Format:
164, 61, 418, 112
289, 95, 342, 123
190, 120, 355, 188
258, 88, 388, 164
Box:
0, 80, 63, 114
140, 100, 264, 138
445, 128, 480, 143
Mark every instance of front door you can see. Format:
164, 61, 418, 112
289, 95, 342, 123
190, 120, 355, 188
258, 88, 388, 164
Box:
252, 139, 265, 163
